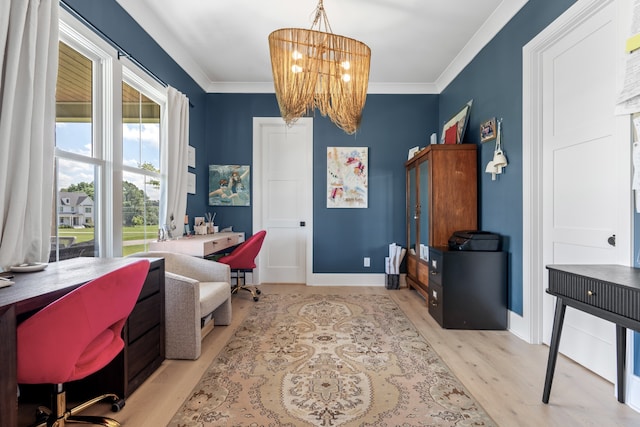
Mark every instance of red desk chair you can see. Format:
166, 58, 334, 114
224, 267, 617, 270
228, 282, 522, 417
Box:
17, 259, 150, 427
217, 230, 266, 301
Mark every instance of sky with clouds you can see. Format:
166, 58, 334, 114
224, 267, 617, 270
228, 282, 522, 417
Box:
56, 121, 160, 201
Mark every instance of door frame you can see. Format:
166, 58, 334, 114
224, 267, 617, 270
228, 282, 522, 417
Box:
252, 117, 314, 285
523, 0, 637, 408
522, 0, 620, 343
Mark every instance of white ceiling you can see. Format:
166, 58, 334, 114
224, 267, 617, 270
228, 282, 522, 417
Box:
115, 0, 528, 94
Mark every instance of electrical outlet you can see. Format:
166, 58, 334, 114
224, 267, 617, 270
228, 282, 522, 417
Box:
364, 257, 370, 267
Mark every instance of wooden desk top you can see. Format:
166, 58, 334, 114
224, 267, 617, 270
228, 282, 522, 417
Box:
0, 257, 142, 315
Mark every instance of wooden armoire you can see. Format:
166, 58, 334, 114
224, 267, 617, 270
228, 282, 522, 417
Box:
405, 144, 477, 301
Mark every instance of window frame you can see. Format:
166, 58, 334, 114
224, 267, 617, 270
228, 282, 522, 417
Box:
57, 7, 166, 259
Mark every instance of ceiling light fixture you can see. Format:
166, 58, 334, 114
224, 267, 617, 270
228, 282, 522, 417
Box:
268, 0, 371, 134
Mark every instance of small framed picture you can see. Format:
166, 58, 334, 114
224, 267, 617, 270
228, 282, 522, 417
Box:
188, 146, 196, 168
187, 172, 196, 194
408, 146, 420, 159
480, 118, 497, 143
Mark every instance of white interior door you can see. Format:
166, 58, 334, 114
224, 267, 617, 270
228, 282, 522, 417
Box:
541, 1, 631, 382
253, 117, 312, 284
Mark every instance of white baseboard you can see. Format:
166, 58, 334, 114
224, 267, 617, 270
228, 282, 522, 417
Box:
626, 373, 640, 412
508, 310, 532, 343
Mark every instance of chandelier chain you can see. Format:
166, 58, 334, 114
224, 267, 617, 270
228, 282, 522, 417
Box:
311, 0, 333, 34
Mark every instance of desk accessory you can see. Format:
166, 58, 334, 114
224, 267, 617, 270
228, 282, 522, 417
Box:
0, 277, 14, 288
10, 262, 48, 273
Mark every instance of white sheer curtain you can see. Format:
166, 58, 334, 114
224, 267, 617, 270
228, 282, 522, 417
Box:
160, 86, 189, 238
0, 0, 58, 270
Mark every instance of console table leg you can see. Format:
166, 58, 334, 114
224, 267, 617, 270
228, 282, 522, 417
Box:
616, 325, 626, 403
543, 298, 566, 404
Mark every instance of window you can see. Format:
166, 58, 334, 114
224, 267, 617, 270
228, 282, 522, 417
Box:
53, 40, 98, 261
51, 10, 166, 262
121, 81, 161, 255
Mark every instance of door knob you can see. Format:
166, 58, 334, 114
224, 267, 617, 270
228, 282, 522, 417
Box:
607, 234, 615, 247
300, 221, 306, 227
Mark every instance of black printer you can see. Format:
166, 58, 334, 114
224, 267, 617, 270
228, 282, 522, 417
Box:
448, 230, 501, 251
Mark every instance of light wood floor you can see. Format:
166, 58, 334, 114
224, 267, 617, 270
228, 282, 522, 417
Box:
31, 284, 640, 426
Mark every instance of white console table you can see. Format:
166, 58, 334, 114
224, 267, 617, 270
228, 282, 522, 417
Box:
148, 232, 244, 257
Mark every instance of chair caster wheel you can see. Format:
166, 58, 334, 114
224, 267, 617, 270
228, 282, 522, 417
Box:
35, 406, 51, 424
253, 296, 259, 301
111, 398, 126, 412
256, 289, 262, 295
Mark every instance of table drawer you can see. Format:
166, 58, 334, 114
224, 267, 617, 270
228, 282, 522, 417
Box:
203, 240, 217, 255
548, 269, 640, 320
428, 281, 443, 327
127, 324, 162, 382
128, 292, 161, 343
428, 248, 443, 286
138, 266, 161, 300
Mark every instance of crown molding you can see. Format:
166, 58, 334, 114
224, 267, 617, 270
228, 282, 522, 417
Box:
435, 0, 529, 92
206, 81, 439, 94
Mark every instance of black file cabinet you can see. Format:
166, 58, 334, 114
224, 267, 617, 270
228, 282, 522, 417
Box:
428, 247, 507, 329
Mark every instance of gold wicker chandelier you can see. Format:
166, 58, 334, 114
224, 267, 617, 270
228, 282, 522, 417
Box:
268, 0, 371, 134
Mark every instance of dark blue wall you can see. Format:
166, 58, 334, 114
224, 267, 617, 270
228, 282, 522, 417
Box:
314, 95, 438, 272
202, 94, 281, 235
438, 0, 576, 314
204, 94, 438, 273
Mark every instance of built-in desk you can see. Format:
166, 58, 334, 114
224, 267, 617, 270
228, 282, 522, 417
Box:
0, 257, 165, 427
148, 231, 244, 257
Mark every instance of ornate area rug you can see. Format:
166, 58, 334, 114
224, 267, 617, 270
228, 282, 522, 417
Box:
169, 294, 496, 427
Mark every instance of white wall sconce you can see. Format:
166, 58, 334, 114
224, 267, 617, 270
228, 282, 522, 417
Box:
485, 119, 508, 181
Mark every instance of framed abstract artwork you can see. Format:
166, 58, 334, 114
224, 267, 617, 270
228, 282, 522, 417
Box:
327, 147, 368, 208
208, 164, 250, 206
440, 99, 473, 144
